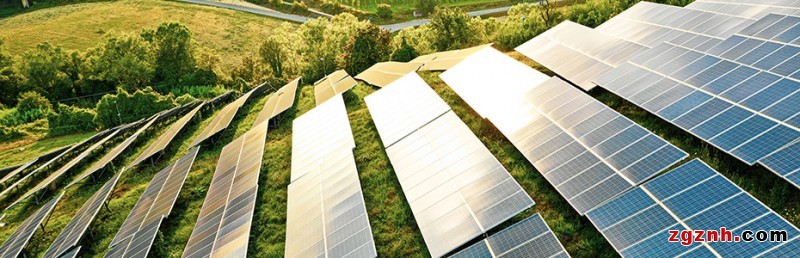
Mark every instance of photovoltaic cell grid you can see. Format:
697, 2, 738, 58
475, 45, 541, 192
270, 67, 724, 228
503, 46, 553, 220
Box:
43, 170, 123, 258
189, 86, 261, 148
355, 61, 421, 87
68, 114, 160, 187
291, 94, 355, 182
253, 77, 300, 127
314, 70, 358, 105
586, 159, 800, 257
595, 2, 755, 50
7, 128, 121, 209
182, 121, 268, 258
106, 147, 200, 258
452, 213, 569, 258
365, 72, 534, 257
285, 151, 376, 258
409, 44, 491, 71
516, 21, 648, 91
440, 48, 687, 215
0, 192, 63, 258
131, 102, 204, 166
596, 15, 800, 188
687, 0, 800, 20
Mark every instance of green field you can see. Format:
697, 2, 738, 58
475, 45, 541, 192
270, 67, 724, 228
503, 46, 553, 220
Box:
0, 0, 291, 69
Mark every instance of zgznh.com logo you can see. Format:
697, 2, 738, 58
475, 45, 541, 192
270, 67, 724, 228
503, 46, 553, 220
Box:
668, 228, 789, 246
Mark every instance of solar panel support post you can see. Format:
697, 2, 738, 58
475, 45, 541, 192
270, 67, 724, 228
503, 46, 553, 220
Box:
103, 200, 112, 213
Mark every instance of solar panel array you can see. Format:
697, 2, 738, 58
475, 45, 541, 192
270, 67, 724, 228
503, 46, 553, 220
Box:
7, 128, 122, 208
253, 78, 300, 127
291, 94, 355, 182
285, 152, 376, 257
452, 213, 569, 258
314, 70, 358, 105
516, 21, 648, 90
687, 0, 800, 19
0, 145, 71, 186
440, 47, 688, 214
189, 86, 261, 148
0, 164, 21, 179
596, 14, 800, 188
106, 147, 200, 258
355, 61, 421, 87
183, 121, 268, 258
43, 170, 124, 258
68, 115, 160, 187
131, 103, 205, 166
409, 44, 491, 71
586, 159, 800, 257
0, 192, 63, 258
364, 72, 534, 257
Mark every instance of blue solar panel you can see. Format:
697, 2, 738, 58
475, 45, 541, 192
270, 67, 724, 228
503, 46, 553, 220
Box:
658, 91, 713, 120
673, 98, 732, 129
731, 125, 800, 163
710, 115, 776, 152
720, 72, 781, 102
690, 106, 753, 139
760, 140, 800, 177
702, 65, 759, 94
764, 91, 800, 121
736, 41, 782, 65
451, 214, 569, 258
753, 45, 800, 70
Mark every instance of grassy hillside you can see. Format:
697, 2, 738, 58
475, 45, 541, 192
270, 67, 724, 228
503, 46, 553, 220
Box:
0, 131, 95, 168
0, 0, 291, 69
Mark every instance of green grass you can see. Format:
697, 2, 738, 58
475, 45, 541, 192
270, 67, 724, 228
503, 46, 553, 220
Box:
0, 0, 291, 69
0, 131, 95, 168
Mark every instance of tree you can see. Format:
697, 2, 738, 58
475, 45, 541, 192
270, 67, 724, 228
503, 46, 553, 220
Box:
259, 37, 287, 78
48, 103, 96, 136
428, 7, 480, 51
151, 23, 196, 85
17, 91, 51, 113
20, 43, 76, 101
94, 87, 177, 128
415, 0, 437, 15
538, 0, 562, 28
391, 36, 419, 62
0, 40, 24, 106
90, 35, 155, 91
341, 24, 392, 75
376, 4, 392, 19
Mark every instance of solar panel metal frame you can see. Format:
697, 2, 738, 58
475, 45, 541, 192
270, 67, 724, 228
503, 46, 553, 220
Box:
182, 121, 268, 258
354, 61, 422, 87
131, 102, 205, 166
451, 213, 570, 258
0, 192, 63, 258
43, 170, 124, 258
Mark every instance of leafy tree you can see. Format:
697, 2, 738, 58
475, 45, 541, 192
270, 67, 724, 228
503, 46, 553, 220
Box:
391, 36, 419, 62
428, 7, 481, 51
415, 0, 437, 15
376, 4, 392, 19
19, 43, 77, 102
0, 40, 24, 106
342, 24, 392, 75
492, 4, 546, 50
538, 0, 563, 28
17, 91, 51, 113
230, 56, 271, 88
259, 37, 287, 78
48, 103, 96, 136
151, 23, 196, 85
90, 35, 155, 91
94, 87, 177, 128
175, 93, 197, 105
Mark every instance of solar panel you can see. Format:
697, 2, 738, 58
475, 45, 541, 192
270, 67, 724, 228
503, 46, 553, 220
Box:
182, 121, 268, 258
440, 48, 687, 214
67, 114, 160, 187
0, 145, 71, 187
291, 94, 355, 182
596, 15, 800, 188
451, 213, 570, 258
409, 44, 491, 71
516, 21, 648, 91
104, 147, 199, 258
354, 61, 421, 87
687, 0, 800, 20
43, 170, 124, 258
0, 164, 21, 180
364, 72, 534, 257
253, 77, 300, 127
586, 159, 800, 257
0, 192, 63, 258
131, 103, 204, 167
314, 70, 358, 105
7, 128, 122, 209
285, 150, 377, 258
189, 86, 262, 148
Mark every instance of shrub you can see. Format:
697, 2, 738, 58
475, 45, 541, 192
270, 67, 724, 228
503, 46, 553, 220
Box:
48, 103, 97, 136
428, 7, 481, 51
0, 125, 30, 143
415, 0, 437, 15
291, 1, 309, 13
175, 94, 197, 105
17, 91, 52, 113
376, 4, 392, 19
342, 24, 392, 75
94, 87, 177, 129
391, 36, 419, 62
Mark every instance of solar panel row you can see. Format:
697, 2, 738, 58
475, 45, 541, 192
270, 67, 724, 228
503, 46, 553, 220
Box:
0, 192, 63, 258
43, 170, 124, 258
253, 77, 300, 127
0, 164, 22, 179
7, 128, 122, 209
0, 145, 71, 186
687, 0, 800, 19
183, 121, 268, 258
365, 72, 534, 257
586, 159, 800, 257
452, 213, 569, 258
106, 147, 200, 258
355, 61, 421, 87
409, 44, 491, 71
67, 114, 160, 187
131, 103, 205, 167
189, 86, 262, 148
314, 70, 358, 105
291, 94, 355, 182
440, 47, 687, 215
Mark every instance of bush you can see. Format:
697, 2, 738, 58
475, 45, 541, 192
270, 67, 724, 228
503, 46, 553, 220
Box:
415, 0, 437, 15
169, 85, 228, 99
341, 24, 392, 75
291, 1, 309, 13
94, 87, 177, 129
391, 36, 419, 62
17, 91, 52, 113
0, 125, 30, 143
376, 4, 392, 19
175, 94, 197, 105
48, 103, 96, 136
428, 7, 482, 51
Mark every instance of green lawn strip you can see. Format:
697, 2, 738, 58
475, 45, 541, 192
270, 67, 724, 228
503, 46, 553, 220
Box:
0, 131, 96, 168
